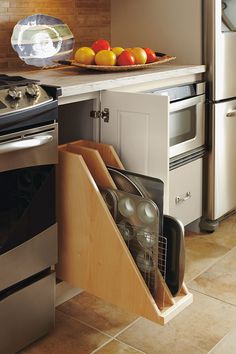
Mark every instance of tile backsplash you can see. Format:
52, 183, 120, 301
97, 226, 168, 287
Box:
0, 0, 110, 69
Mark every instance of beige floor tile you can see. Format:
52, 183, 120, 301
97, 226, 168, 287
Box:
189, 213, 236, 248
208, 329, 236, 354
213, 214, 236, 249
117, 290, 236, 354
184, 235, 230, 282
20, 310, 110, 354
93, 339, 146, 354
57, 291, 138, 336
188, 247, 236, 305
207, 213, 236, 250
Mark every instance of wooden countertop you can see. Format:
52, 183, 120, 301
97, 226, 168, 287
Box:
2, 64, 206, 101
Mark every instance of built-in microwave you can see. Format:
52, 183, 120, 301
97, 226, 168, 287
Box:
146, 82, 206, 159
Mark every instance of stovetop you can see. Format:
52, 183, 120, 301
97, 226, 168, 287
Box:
0, 74, 53, 117
0, 74, 38, 89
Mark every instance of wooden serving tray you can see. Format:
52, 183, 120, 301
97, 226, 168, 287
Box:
56, 55, 176, 72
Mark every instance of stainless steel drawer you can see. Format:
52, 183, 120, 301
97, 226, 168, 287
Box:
169, 158, 203, 225
0, 224, 57, 292
0, 272, 55, 354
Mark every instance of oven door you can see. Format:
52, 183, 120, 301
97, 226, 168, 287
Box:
0, 123, 58, 172
0, 123, 58, 255
169, 94, 205, 159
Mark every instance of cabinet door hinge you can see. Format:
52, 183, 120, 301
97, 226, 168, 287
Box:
90, 108, 109, 122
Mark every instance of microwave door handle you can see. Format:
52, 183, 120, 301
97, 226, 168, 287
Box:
0, 134, 53, 154
169, 95, 205, 112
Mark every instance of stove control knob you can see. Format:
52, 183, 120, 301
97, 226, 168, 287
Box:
25, 83, 40, 98
7, 87, 22, 100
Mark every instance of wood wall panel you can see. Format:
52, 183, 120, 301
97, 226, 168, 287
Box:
0, 0, 110, 69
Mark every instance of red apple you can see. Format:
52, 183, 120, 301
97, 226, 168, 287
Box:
117, 50, 135, 66
143, 48, 157, 63
91, 39, 110, 53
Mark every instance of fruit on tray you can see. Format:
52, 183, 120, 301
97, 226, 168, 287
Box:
130, 47, 147, 64
92, 39, 110, 53
74, 39, 159, 66
143, 47, 157, 63
74, 47, 95, 65
111, 47, 124, 57
95, 50, 116, 66
117, 50, 135, 66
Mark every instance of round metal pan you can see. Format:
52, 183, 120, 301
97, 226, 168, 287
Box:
108, 167, 145, 197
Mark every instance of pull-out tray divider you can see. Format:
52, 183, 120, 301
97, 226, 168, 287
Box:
56, 141, 192, 325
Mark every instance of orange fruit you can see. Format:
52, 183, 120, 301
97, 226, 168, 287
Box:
95, 50, 116, 66
111, 47, 124, 57
131, 47, 147, 64
74, 47, 95, 65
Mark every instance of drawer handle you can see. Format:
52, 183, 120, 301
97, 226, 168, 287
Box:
175, 192, 192, 204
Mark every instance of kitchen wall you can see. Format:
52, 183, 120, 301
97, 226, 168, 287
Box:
0, 0, 110, 69
111, 0, 202, 65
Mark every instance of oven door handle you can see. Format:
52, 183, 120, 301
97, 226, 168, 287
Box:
169, 94, 205, 112
0, 134, 53, 154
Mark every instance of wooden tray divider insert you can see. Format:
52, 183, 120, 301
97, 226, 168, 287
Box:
68, 139, 125, 169
56, 140, 192, 325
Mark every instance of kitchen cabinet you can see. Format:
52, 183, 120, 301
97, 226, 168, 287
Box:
55, 69, 205, 324
97, 82, 203, 224
3, 65, 203, 323
57, 91, 184, 219
55, 68, 205, 226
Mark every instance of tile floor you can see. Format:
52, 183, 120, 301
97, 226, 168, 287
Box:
20, 213, 236, 354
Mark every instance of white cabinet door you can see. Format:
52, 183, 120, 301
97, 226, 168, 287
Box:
100, 90, 169, 211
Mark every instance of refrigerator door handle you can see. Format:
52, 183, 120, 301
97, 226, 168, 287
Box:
226, 110, 236, 118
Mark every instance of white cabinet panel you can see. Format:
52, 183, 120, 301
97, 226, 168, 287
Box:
117, 110, 150, 173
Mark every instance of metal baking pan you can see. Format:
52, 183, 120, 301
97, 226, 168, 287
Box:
163, 215, 185, 296
100, 187, 160, 298
107, 166, 164, 235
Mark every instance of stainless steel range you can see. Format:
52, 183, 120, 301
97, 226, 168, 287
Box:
0, 74, 60, 354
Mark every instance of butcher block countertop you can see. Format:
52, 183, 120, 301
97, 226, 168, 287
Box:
2, 64, 205, 104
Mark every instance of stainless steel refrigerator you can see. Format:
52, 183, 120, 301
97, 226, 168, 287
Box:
202, 0, 236, 231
